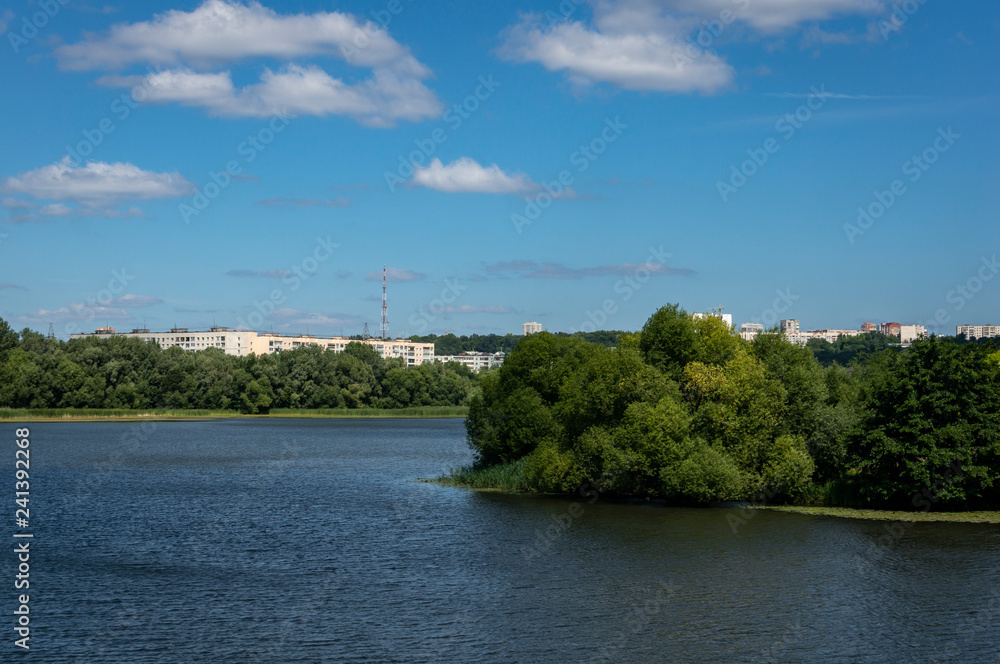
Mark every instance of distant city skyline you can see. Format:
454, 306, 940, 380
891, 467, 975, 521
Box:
2, 1, 998, 340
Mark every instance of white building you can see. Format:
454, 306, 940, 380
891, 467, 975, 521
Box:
807, 329, 865, 344
70, 327, 435, 366
780, 319, 800, 335
956, 324, 1000, 340
693, 311, 734, 329
522, 322, 542, 336
899, 325, 928, 344
435, 352, 505, 372
740, 322, 764, 341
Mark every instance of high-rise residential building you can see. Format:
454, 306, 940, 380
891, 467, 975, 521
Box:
69, 328, 435, 365
522, 322, 542, 336
881, 322, 901, 337
740, 322, 764, 341
779, 319, 800, 335
956, 324, 1000, 340
861, 322, 877, 333
899, 325, 927, 343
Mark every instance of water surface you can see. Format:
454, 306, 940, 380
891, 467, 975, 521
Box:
9, 419, 999, 663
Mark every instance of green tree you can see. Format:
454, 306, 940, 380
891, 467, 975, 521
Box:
851, 338, 1000, 507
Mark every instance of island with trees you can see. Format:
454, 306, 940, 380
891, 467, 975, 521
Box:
453, 305, 1000, 511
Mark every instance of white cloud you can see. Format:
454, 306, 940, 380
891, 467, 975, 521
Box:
666, 0, 883, 31
55, 0, 428, 75
18, 302, 132, 324
365, 268, 425, 282
412, 158, 538, 195
38, 204, 73, 218
109, 66, 442, 125
499, 0, 884, 93
3, 158, 192, 206
57, 0, 442, 126
499, 2, 734, 93
269, 308, 363, 328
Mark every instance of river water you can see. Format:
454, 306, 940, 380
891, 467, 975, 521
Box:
8, 418, 1000, 663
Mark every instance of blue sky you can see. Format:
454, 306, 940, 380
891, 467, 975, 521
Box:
1, 0, 998, 340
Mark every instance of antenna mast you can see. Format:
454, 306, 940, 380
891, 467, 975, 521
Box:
380, 265, 388, 340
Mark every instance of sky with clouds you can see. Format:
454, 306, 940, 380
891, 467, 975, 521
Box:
1, 0, 998, 339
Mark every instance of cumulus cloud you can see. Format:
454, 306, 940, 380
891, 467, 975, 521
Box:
255, 196, 351, 209
55, 0, 429, 74
57, 0, 442, 126
412, 158, 539, 195
499, 0, 883, 93
487, 259, 694, 279
667, 0, 883, 31
2, 157, 192, 207
365, 268, 425, 282
498, 2, 734, 93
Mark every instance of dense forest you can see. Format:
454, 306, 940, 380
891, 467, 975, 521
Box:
464, 305, 1000, 509
0, 318, 478, 413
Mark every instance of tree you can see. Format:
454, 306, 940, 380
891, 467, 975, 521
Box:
850, 338, 1000, 508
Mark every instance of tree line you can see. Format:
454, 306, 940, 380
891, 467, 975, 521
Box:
409, 330, 627, 356
0, 319, 478, 413
465, 305, 1000, 509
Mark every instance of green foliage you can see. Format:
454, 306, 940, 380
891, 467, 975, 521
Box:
850, 337, 1000, 508
0, 316, 478, 412
465, 309, 822, 503
807, 331, 896, 367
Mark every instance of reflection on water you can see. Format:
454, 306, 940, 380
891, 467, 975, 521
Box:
12, 419, 1000, 663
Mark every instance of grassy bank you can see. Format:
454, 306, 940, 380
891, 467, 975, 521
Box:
753, 505, 1000, 524
437, 466, 1000, 523
434, 458, 531, 491
0, 406, 468, 421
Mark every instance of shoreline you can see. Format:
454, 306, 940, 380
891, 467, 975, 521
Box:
1, 408, 468, 422
429, 479, 1000, 523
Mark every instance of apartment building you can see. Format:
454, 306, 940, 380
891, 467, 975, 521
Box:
435, 352, 505, 372
955, 324, 1000, 340
522, 322, 543, 336
70, 327, 435, 365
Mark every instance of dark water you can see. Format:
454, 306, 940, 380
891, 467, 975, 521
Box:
6, 419, 999, 663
